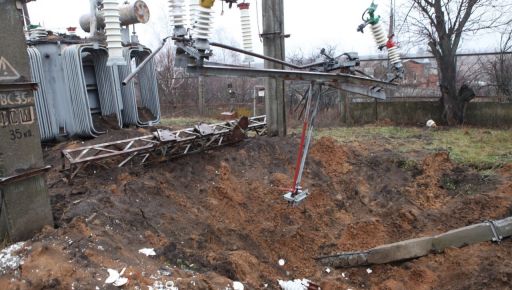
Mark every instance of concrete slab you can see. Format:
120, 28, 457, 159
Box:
432, 223, 494, 252
495, 217, 512, 238
368, 236, 433, 264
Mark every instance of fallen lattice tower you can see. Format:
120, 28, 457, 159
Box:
61, 116, 267, 179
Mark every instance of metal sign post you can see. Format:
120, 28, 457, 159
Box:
0, 0, 53, 241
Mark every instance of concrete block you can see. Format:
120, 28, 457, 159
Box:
368, 236, 433, 264
432, 223, 494, 252
494, 217, 512, 238
1, 176, 54, 241
321, 252, 369, 268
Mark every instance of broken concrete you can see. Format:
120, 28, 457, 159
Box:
320, 217, 512, 268
368, 236, 434, 264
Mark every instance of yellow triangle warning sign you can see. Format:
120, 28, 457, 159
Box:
0, 56, 21, 81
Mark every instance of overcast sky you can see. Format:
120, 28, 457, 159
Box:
27, 0, 504, 58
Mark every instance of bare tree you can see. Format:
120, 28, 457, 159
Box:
155, 45, 187, 113
487, 30, 512, 100
406, 0, 512, 125
287, 45, 338, 66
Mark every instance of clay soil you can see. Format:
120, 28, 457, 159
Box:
1, 129, 512, 290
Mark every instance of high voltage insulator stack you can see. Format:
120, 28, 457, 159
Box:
370, 21, 387, 49
358, 1, 403, 80
192, 0, 215, 50
168, 0, 187, 36
103, 0, 126, 66
238, 2, 254, 63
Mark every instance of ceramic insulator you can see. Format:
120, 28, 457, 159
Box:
239, 3, 254, 63
370, 22, 387, 48
168, 0, 187, 29
388, 46, 401, 65
103, 0, 126, 66
191, 3, 214, 40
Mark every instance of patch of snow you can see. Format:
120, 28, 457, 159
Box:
139, 248, 156, 256
113, 277, 128, 287
233, 281, 244, 290
105, 267, 129, 287
278, 279, 310, 290
165, 281, 178, 290
0, 242, 26, 274
105, 269, 120, 284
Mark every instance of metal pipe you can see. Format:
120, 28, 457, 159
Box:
359, 51, 512, 62
22, 2, 31, 26
187, 65, 396, 88
122, 37, 170, 85
89, 0, 97, 37
209, 41, 306, 69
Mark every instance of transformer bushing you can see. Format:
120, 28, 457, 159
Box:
238, 2, 255, 63
191, 1, 214, 50
79, 0, 151, 33
168, 0, 187, 36
103, 0, 126, 66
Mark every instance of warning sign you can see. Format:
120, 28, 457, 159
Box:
0, 57, 21, 81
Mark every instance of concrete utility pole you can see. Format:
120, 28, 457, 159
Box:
198, 76, 205, 115
0, 0, 54, 241
262, 0, 286, 136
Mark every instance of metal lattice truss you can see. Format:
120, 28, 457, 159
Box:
61, 116, 267, 179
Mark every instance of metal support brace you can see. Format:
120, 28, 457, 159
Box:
487, 220, 503, 243
283, 83, 321, 206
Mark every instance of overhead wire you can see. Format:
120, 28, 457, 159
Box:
397, 1, 416, 36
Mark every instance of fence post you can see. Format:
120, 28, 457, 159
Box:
345, 92, 352, 125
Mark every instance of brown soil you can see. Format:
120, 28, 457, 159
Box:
2, 133, 512, 290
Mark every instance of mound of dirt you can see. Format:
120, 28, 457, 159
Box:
1, 132, 512, 289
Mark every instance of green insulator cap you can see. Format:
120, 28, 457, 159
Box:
367, 2, 381, 25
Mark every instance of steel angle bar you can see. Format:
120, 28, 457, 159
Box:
187, 65, 396, 99
61, 116, 267, 177
63, 135, 156, 161
247, 115, 267, 129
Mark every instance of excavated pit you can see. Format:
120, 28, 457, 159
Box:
1, 131, 512, 289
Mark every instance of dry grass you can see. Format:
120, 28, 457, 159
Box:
315, 126, 512, 169
160, 117, 220, 129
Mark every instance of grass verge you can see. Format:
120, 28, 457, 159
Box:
315, 126, 512, 169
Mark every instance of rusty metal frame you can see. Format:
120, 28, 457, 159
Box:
61, 115, 267, 179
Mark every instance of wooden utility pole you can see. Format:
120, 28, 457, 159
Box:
262, 0, 286, 136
